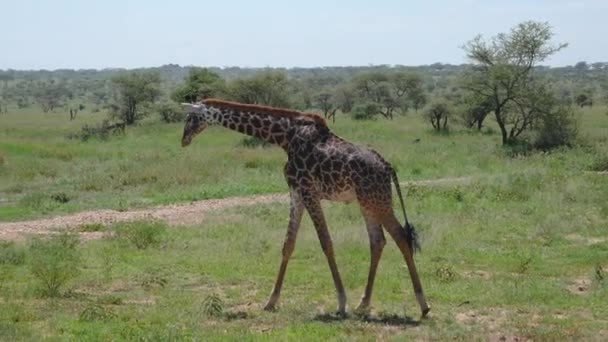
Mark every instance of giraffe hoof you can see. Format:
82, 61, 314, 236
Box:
421, 306, 431, 318
263, 303, 277, 312
354, 304, 370, 316
335, 310, 347, 319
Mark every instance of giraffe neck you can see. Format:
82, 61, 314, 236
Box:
210, 106, 292, 149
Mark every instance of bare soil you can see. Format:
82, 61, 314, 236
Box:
0, 176, 472, 241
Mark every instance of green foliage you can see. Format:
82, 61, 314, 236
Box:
69, 120, 125, 141
589, 154, 608, 172
79, 304, 116, 322
534, 105, 579, 150
112, 221, 167, 249
156, 101, 185, 123
462, 21, 568, 145
0, 242, 26, 265
171, 68, 225, 103
201, 294, 224, 318
28, 233, 81, 297
424, 99, 451, 131
109, 71, 161, 125
574, 91, 594, 107
227, 70, 291, 107
33, 80, 71, 113
351, 103, 379, 120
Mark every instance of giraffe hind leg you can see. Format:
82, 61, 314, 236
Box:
380, 212, 430, 318
355, 209, 385, 315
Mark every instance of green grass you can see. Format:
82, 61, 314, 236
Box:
0, 171, 607, 340
0, 106, 607, 339
2, 106, 605, 222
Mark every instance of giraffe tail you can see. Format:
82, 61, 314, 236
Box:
390, 168, 421, 254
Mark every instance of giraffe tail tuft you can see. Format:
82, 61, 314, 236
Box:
405, 221, 421, 254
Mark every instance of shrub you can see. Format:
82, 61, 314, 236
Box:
351, 103, 379, 121
28, 233, 81, 297
79, 304, 116, 322
50, 192, 70, 204
112, 221, 166, 249
534, 106, 579, 150
589, 155, 608, 172
157, 101, 185, 123
69, 120, 125, 142
201, 294, 224, 318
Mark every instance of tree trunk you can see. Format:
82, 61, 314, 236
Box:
494, 107, 508, 145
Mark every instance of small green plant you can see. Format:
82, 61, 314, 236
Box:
516, 257, 533, 274
0, 242, 26, 265
589, 155, 608, 172
28, 233, 81, 297
112, 221, 166, 249
201, 294, 224, 318
595, 264, 605, 282
78, 223, 105, 232
139, 270, 168, 290
50, 192, 71, 204
435, 265, 456, 282
238, 137, 269, 148
79, 304, 116, 322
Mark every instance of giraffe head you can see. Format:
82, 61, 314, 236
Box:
181, 103, 212, 147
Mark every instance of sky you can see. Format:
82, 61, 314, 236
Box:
1, 0, 606, 70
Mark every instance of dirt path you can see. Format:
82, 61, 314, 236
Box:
0, 176, 472, 241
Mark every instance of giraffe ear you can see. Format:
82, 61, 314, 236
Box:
181, 103, 202, 113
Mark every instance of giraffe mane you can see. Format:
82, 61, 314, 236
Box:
203, 99, 327, 127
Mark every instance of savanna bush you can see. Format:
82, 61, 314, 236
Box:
112, 221, 167, 249
157, 101, 185, 123
534, 106, 579, 150
351, 103, 379, 121
28, 233, 81, 297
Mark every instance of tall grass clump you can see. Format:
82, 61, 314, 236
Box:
28, 233, 81, 297
111, 221, 167, 249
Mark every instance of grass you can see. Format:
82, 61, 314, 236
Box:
0, 172, 607, 340
2, 106, 605, 221
0, 105, 607, 339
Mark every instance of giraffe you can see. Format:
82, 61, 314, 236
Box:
181, 99, 430, 318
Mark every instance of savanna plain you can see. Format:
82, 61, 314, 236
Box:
1, 104, 607, 341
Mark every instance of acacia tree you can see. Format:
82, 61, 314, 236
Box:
460, 94, 494, 130
171, 67, 225, 103
462, 21, 567, 145
425, 100, 451, 131
313, 90, 338, 122
33, 80, 71, 113
109, 71, 161, 125
228, 70, 291, 107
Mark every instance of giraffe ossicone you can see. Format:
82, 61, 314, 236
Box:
181, 99, 430, 318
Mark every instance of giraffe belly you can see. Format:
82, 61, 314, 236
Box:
324, 188, 357, 203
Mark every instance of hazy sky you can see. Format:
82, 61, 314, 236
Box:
1, 0, 606, 70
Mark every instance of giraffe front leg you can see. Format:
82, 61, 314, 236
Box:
264, 191, 304, 311
302, 193, 347, 316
